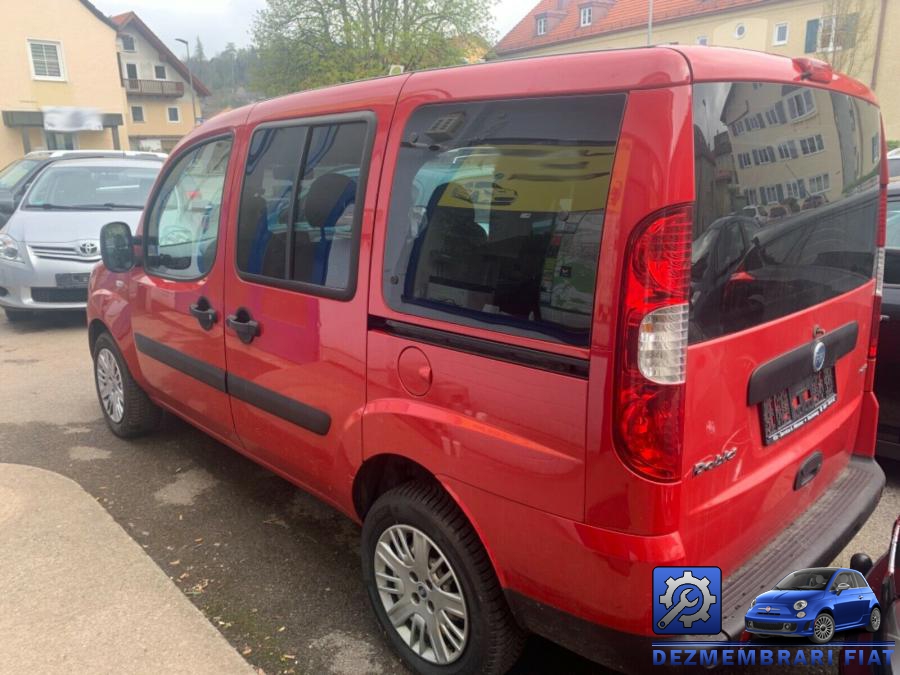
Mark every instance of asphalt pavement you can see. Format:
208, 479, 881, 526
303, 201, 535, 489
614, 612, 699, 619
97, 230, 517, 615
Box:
0, 311, 897, 675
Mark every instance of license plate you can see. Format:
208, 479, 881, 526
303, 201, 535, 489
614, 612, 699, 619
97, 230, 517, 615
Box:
55, 273, 91, 288
760, 368, 836, 445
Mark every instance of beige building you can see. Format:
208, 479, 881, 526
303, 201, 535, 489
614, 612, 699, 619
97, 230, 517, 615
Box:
0, 0, 129, 167
495, 0, 900, 140
112, 12, 209, 153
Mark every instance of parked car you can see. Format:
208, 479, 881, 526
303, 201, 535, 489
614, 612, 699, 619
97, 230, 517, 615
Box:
0, 157, 161, 320
0, 150, 165, 228
745, 567, 880, 643
875, 182, 900, 458
87, 47, 886, 674
740, 204, 769, 223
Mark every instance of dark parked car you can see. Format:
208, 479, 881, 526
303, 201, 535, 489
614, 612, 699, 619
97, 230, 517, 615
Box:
875, 182, 900, 458
0, 150, 165, 228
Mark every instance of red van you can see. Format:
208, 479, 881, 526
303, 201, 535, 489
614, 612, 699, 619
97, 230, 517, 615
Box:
87, 47, 887, 673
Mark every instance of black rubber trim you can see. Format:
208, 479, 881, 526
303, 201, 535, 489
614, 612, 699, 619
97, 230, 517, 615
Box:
134, 333, 331, 436
134, 333, 226, 392
227, 373, 331, 436
368, 316, 589, 378
747, 321, 858, 405
506, 456, 884, 674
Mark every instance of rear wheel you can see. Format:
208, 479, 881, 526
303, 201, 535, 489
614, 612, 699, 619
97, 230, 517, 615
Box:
361, 481, 525, 674
866, 606, 881, 633
4, 308, 31, 322
92, 332, 161, 438
809, 612, 835, 644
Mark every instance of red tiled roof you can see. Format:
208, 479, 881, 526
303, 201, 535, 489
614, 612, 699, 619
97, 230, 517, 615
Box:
495, 0, 775, 55
111, 12, 211, 96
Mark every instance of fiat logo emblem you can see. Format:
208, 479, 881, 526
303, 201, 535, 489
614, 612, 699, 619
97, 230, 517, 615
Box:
812, 341, 826, 373
765, 606, 771, 612
79, 241, 99, 257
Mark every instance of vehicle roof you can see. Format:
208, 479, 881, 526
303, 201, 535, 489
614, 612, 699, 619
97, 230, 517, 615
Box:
178, 46, 879, 151
34, 157, 163, 169
24, 150, 166, 161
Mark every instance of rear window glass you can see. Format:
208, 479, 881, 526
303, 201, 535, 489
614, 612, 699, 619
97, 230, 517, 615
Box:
382, 94, 626, 346
886, 198, 900, 284
692, 82, 882, 343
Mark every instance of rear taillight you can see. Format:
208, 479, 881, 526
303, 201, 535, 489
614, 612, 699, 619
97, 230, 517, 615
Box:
614, 205, 692, 482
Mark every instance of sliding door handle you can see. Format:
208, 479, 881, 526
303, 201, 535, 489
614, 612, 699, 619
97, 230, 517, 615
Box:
188, 296, 217, 331
226, 307, 260, 344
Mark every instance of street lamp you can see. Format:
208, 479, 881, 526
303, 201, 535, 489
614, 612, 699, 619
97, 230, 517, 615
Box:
175, 38, 198, 126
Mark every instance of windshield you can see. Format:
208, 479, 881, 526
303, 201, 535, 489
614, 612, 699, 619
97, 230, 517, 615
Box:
0, 159, 42, 190
774, 568, 834, 591
24, 165, 159, 210
890, 157, 900, 178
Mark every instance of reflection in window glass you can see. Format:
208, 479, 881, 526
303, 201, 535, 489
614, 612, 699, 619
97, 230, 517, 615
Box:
692, 82, 881, 343
383, 95, 625, 346
146, 138, 232, 279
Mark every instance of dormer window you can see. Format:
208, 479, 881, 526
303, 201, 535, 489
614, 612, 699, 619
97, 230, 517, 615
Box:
580, 6, 592, 27
121, 34, 135, 52
536, 17, 547, 35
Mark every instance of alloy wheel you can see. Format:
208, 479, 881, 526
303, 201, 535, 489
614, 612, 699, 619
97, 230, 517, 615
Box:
814, 614, 834, 642
374, 524, 468, 665
871, 607, 881, 631
96, 348, 125, 423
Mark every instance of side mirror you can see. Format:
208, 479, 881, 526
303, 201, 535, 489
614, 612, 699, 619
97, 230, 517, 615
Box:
851, 553, 874, 576
835, 582, 850, 594
100, 221, 135, 272
0, 193, 15, 215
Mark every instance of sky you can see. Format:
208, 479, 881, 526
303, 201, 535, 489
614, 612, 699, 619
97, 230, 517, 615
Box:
93, 0, 537, 57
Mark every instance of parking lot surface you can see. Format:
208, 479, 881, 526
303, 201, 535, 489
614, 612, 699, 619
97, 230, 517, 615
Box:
0, 312, 897, 674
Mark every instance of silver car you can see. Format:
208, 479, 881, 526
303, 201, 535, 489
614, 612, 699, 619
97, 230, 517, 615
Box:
0, 157, 160, 320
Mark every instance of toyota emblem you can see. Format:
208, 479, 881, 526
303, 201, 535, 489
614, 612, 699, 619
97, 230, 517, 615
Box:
79, 241, 99, 257
812, 341, 826, 373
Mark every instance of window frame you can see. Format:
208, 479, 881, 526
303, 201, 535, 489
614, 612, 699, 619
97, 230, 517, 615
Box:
773, 22, 789, 46
166, 106, 181, 123
142, 133, 235, 283
579, 6, 592, 27
536, 17, 547, 35
696, 36, 709, 46
154, 64, 167, 80
120, 34, 136, 52
131, 105, 145, 123
27, 39, 66, 82
234, 111, 376, 302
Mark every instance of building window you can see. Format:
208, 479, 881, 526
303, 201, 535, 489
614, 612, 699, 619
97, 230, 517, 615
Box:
28, 40, 65, 81
777, 141, 798, 160
45, 131, 77, 150
734, 23, 747, 39
696, 36, 708, 46
818, 14, 858, 52
809, 172, 830, 194
785, 179, 806, 199
761, 184, 784, 204
580, 6, 592, 26
799, 134, 825, 156
746, 113, 766, 131
167, 106, 180, 123
131, 106, 144, 123
752, 146, 776, 166
536, 17, 547, 35
745, 188, 758, 205
125, 63, 138, 80
787, 89, 816, 120
773, 22, 789, 46
731, 119, 745, 136
765, 101, 787, 126
154, 65, 167, 80
121, 34, 135, 52
737, 152, 752, 169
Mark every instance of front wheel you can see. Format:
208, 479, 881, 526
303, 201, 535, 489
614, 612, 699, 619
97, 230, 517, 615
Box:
92, 332, 161, 438
809, 612, 835, 644
866, 606, 881, 633
361, 481, 525, 674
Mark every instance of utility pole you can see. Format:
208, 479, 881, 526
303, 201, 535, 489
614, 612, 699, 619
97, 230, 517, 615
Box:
175, 38, 198, 125
647, 0, 654, 45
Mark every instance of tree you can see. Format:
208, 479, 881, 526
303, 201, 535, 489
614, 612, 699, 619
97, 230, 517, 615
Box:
250, 0, 495, 96
815, 0, 877, 81
193, 36, 207, 63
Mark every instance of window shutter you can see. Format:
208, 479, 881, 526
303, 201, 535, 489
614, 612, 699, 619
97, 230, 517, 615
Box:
805, 19, 820, 53
844, 13, 859, 48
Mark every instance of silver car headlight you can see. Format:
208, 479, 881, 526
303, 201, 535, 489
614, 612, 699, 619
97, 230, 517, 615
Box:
750, 598, 756, 608
0, 233, 23, 263
793, 600, 807, 611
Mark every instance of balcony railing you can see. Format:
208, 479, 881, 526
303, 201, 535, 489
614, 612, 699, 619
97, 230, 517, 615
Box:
122, 78, 184, 97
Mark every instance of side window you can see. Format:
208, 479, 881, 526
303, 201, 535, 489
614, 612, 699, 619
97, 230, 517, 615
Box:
145, 138, 233, 280
236, 119, 369, 296
853, 572, 870, 589
832, 572, 851, 589
382, 94, 626, 347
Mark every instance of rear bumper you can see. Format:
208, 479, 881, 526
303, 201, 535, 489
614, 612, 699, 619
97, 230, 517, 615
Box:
504, 456, 884, 673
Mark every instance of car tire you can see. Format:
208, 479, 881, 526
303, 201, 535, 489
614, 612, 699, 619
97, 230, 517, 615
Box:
361, 481, 525, 675
92, 332, 161, 438
866, 606, 881, 633
809, 612, 835, 644
4, 308, 31, 322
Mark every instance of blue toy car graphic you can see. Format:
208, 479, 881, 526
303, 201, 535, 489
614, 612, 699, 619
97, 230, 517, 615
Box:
744, 567, 881, 644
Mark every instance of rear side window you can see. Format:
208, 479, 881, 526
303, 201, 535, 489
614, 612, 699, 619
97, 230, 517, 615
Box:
236, 119, 369, 296
692, 83, 882, 343
382, 94, 626, 346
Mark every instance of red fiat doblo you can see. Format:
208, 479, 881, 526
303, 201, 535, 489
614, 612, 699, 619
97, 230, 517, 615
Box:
88, 46, 887, 673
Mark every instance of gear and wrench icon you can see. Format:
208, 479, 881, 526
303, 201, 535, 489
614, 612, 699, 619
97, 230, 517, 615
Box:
658, 570, 717, 628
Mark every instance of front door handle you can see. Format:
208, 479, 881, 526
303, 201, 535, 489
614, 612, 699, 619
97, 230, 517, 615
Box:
189, 296, 217, 331
226, 307, 260, 344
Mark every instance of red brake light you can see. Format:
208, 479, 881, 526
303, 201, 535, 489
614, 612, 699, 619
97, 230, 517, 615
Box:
792, 57, 833, 84
614, 205, 692, 482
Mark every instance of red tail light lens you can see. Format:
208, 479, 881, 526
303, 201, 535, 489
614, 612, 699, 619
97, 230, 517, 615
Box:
615, 205, 692, 482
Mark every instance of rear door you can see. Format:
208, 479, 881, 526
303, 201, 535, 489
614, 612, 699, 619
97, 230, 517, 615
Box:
686, 82, 883, 568
131, 136, 238, 444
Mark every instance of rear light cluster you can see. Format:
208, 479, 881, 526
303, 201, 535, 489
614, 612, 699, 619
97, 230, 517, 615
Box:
614, 205, 692, 482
